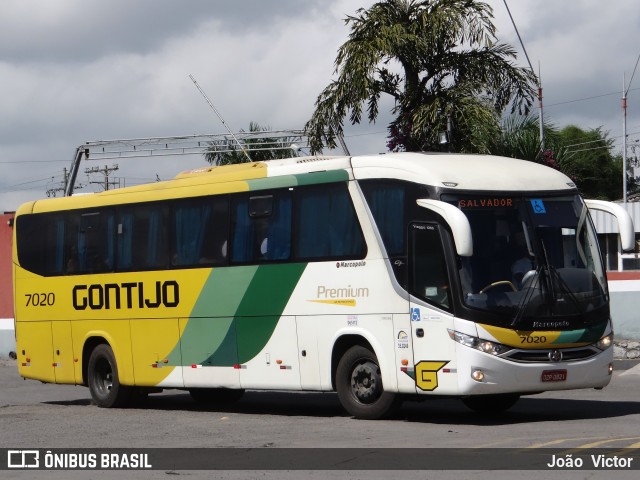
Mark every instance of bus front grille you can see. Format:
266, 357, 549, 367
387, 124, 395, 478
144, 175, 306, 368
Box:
503, 346, 600, 363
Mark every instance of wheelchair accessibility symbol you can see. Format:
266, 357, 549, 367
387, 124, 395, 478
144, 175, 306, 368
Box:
530, 199, 546, 214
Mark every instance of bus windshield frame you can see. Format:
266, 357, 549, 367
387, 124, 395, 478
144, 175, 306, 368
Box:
442, 193, 609, 330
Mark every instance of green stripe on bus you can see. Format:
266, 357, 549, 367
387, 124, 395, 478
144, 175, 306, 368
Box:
235, 263, 306, 363
169, 266, 257, 366
554, 322, 607, 345
246, 170, 349, 191
174, 263, 307, 367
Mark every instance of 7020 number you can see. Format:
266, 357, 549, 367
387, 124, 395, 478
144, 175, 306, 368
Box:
25, 293, 55, 307
519, 335, 547, 344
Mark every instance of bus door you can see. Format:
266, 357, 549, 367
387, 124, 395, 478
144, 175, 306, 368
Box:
408, 223, 456, 394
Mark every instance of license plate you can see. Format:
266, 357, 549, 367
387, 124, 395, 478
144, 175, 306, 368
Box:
541, 369, 567, 382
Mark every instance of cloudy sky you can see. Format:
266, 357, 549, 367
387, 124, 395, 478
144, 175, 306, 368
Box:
1, 0, 639, 210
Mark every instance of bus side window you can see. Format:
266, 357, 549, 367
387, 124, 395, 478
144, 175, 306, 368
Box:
197, 197, 229, 265
295, 183, 366, 260
117, 203, 170, 271
77, 211, 115, 273
361, 180, 407, 287
231, 192, 291, 263
174, 201, 212, 266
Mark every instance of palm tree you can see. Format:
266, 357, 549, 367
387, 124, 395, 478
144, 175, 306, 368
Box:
305, 0, 537, 153
204, 122, 300, 166
492, 114, 559, 162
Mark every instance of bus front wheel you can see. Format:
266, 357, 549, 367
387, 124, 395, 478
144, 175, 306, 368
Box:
87, 344, 131, 408
336, 345, 400, 420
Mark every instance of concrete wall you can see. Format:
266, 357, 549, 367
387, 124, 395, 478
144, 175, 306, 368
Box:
608, 273, 640, 341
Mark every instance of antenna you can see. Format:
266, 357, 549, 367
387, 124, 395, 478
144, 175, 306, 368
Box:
502, 0, 544, 153
189, 74, 252, 162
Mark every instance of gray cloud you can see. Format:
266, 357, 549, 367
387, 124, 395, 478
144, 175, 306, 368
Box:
0, 0, 325, 64
2, 0, 640, 209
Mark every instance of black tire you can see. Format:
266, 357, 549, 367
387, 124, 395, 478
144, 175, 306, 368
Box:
189, 388, 245, 404
461, 394, 520, 413
336, 345, 401, 420
87, 344, 131, 408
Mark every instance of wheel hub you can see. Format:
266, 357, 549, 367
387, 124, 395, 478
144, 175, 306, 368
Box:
351, 361, 381, 404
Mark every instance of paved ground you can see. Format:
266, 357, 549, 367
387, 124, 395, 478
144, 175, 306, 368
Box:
2, 359, 640, 479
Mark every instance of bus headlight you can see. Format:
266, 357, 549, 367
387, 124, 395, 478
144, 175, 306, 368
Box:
595, 333, 613, 351
447, 329, 512, 356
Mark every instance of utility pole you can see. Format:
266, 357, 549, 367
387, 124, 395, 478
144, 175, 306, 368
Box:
623, 74, 628, 207
538, 64, 544, 152
46, 167, 85, 197
85, 164, 120, 191
46, 168, 67, 197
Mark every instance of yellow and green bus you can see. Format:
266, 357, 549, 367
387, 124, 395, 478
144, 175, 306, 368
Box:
13, 153, 634, 419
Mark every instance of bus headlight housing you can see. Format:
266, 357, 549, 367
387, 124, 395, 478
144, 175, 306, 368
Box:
447, 329, 512, 356
595, 332, 613, 351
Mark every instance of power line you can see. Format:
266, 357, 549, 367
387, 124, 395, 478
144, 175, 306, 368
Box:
0, 174, 63, 193
546, 87, 640, 108
0, 159, 69, 164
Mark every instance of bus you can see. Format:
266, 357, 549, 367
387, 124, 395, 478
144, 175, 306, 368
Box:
13, 152, 634, 419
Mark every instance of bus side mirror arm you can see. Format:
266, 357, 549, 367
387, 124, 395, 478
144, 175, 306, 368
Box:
416, 199, 473, 256
584, 199, 635, 252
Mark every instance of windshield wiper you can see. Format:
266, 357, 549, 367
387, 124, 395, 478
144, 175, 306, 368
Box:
510, 223, 547, 328
541, 238, 586, 318
545, 263, 585, 316
510, 264, 542, 328
510, 237, 584, 328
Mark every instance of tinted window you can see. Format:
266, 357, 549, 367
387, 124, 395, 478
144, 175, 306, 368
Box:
68, 210, 115, 274
174, 197, 228, 267
231, 192, 292, 263
117, 203, 170, 270
409, 223, 451, 310
361, 181, 406, 256
16, 182, 367, 276
16, 214, 65, 276
295, 183, 366, 259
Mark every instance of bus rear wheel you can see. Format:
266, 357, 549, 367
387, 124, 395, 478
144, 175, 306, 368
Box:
87, 344, 131, 408
461, 393, 520, 413
336, 345, 400, 420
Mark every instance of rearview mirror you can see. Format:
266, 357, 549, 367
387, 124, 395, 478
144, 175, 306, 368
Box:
416, 199, 473, 256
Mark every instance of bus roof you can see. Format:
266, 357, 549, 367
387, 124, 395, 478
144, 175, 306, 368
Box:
350, 152, 575, 192
19, 152, 575, 215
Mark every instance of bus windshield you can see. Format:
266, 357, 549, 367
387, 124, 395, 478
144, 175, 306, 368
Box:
444, 194, 608, 327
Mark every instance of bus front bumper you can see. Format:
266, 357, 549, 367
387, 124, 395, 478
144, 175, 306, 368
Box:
453, 346, 614, 396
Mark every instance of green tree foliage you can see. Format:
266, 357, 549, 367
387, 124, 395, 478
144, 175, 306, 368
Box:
492, 115, 550, 162
554, 125, 624, 200
492, 116, 627, 200
305, 0, 537, 153
204, 122, 299, 166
